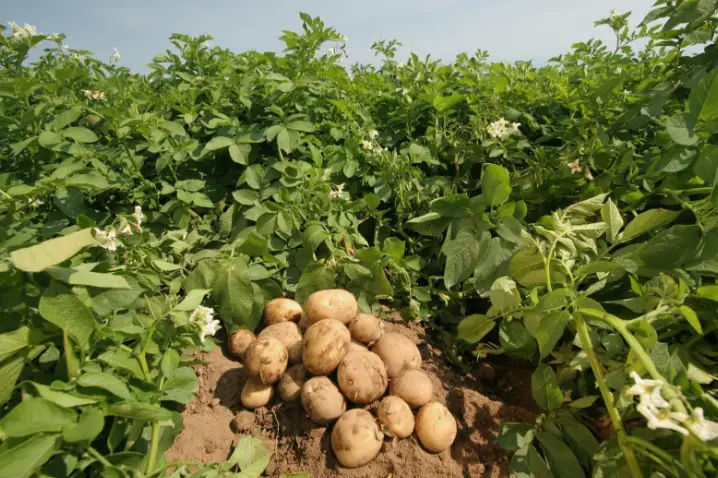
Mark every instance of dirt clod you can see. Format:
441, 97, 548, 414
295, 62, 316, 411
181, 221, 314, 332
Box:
231, 411, 256, 432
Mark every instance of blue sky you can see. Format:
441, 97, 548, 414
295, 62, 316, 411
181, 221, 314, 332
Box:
7, 1, 655, 72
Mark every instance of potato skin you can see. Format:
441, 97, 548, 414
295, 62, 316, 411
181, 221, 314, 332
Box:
331, 409, 383, 468
244, 336, 288, 385
302, 319, 350, 375
370, 333, 422, 378
347, 340, 368, 355
377, 396, 414, 438
304, 289, 358, 325
241, 379, 274, 409
389, 369, 433, 408
258, 321, 303, 365
415, 402, 457, 453
264, 298, 303, 326
337, 351, 388, 404
301, 377, 346, 425
227, 329, 256, 360
349, 314, 384, 345
277, 364, 306, 402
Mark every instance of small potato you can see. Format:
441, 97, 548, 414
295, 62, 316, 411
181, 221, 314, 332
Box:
370, 333, 422, 378
244, 336, 288, 385
347, 340, 368, 355
264, 298, 303, 326
415, 402, 457, 453
377, 396, 414, 438
331, 409, 383, 468
302, 319, 350, 375
227, 329, 255, 360
390, 369, 433, 408
301, 377, 346, 425
337, 351, 388, 404
241, 379, 274, 409
277, 364, 306, 402
349, 314, 384, 345
258, 322, 303, 365
304, 289, 358, 325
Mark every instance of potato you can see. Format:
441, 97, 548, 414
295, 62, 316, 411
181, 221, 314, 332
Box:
337, 351, 388, 404
377, 396, 414, 438
244, 336, 288, 385
389, 369, 433, 408
301, 377, 346, 425
302, 319, 350, 375
370, 333, 422, 378
264, 298, 302, 326
298, 312, 310, 331
349, 313, 384, 345
277, 364, 306, 402
241, 379, 274, 409
227, 329, 255, 360
347, 340, 368, 355
415, 402, 457, 453
331, 409, 383, 468
258, 322, 303, 365
304, 289, 357, 325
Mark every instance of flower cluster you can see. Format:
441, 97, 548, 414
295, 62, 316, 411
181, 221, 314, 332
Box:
81, 89, 105, 101
361, 128, 386, 153
27, 197, 43, 209
625, 372, 718, 441
486, 118, 520, 139
189, 305, 221, 343
7, 22, 38, 40
328, 183, 346, 200
566, 159, 593, 181
94, 228, 118, 252
111, 48, 121, 63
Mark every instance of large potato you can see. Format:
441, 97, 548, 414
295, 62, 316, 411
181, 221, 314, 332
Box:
377, 396, 414, 438
277, 364, 306, 402
349, 313, 384, 345
304, 289, 357, 325
347, 340, 368, 355
244, 336, 288, 385
264, 298, 302, 326
302, 319, 350, 375
337, 351, 388, 404
331, 409, 383, 468
241, 379, 274, 409
389, 369, 433, 408
370, 333, 422, 378
415, 402, 457, 453
301, 377, 346, 425
258, 322, 303, 365
227, 329, 255, 360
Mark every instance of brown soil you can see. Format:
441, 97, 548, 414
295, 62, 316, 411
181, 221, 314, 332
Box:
165, 316, 538, 477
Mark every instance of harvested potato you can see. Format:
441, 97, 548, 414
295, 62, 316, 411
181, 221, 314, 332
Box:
277, 364, 306, 402
349, 313, 384, 345
241, 379, 274, 409
377, 396, 414, 438
298, 312, 310, 331
227, 329, 255, 360
264, 298, 302, 326
302, 319, 350, 375
389, 369, 433, 408
301, 377, 346, 425
337, 351, 388, 404
370, 333, 422, 378
331, 409, 383, 468
347, 340, 368, 355
415, 402, 457, 453
304, 289, 357, 325
244, 336, 288, 385
258, 321, 303, 365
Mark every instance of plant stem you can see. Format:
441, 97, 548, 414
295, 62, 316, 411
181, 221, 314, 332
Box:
575, 313, 644, 478
138, 321, 158, 382
88, 446, 113, 468
145, 421, 161, 474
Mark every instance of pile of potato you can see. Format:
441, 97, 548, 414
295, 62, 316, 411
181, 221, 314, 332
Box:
227, 289, 458, 468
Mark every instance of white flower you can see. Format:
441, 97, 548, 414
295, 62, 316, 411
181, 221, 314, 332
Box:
336, 56, 344, 63
120, 225, 133, 236
684, 408, 718, 442
189, 305, 215, 324
567, 159, 582, 175
338, 34, 348, 42
27, 197, 43, 209
328, 191, 342, 200
596, 96, 603, 105
23, 24, 37, 36
625, 372, 670, 411
637, 403, 689, 435
327, 47, 335, 55
623, 89, 631, 95
486, 118, 519, 139
610, 8, 616, 17
133, 205, 143, 226
369, 128, 379, 139
8, 22, 26, 39
584, 167, 594, 181
94, 228, 118, 252
199, 319, 221, 343
111, 48, 120, 63
63, 44, 70, 49
81, 89, 105, 101
510, 122, 521, 132
362, 140, 374, 151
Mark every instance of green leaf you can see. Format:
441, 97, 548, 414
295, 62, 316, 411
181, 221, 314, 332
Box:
24, 382, 97, 407
575, 261, 625, 277
286, 120, 316, 132
161, 367, 198, 404
229, 143, 251, 164
367, 264, 393, 297
66, 173, 111, 190
38, 131, 62, 148
62, 127, 98, 143
405, 212, 452, 236
301, 225, 330, 252
185, 260, 217, 292
639, 225, 702, 269
107, 402, 173, 421
91, 276, 144, 316
0, 353, 26, 407
233, 189, 259, 206
0, 434, 59, 478
10, 228, 96, 272
688, 69, 718, 131
679, 305, 703, 334
499, 320, 537, 361
509, 444, 552, 478
0, 327, 41, 363
496, 423, 535, 451
531, 364, 563, 410
161, 349, 180, 379
52, 107, 82, 130
456, 314, 494, 344
697, 284, 718, 301
694, 144, 718, 184
226, 436, 270, 476
153, 259, 183, 272
212, 257, 256, 330
619, 209, 681, 243
0, 398, 76, 437
666, 113, 698, 146
557, 418, 600, 469
383, 237, 405, 260
296, 262, 336, 304
443, 217, 485, 289
525, 310, 569, 360
204, 136, 234, 151
174, 289, 211, 312
568, 395, 599, 409
474, 235, 512, 293
600, 199, 623, 244
46, 267, 130, 289
243, 165, 264, 190
482, 164, 512, 207
39, 281, 95, 352
62, 407, 105, 442
97, 348, 145, 379
535, 431, 585, 478
77, 372, 133, 400
488, 277, 522, 315
432, 92, 465, 114
191, 192, 214, 208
